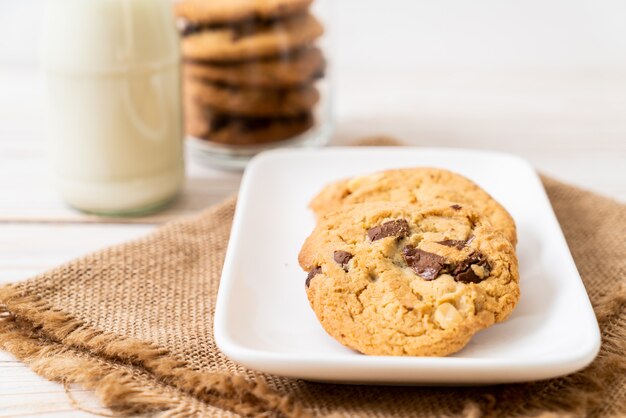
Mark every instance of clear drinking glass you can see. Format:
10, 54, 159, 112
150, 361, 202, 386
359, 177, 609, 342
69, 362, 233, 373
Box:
176, 0, 333, 169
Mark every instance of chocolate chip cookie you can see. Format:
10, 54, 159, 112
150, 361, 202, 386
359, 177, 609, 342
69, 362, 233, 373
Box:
186, 106, 314, 145
184, 47, 325, 88
181, 13, 323, 62
175, 0, 313, 25
185, 78, 319, 117
299, 202, 519, 356
309, 168, 517, 246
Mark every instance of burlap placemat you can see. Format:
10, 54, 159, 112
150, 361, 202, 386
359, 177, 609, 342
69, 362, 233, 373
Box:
0, 177, 624, 418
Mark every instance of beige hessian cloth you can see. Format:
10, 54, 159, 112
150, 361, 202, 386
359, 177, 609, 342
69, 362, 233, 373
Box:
0, 177, 624, 418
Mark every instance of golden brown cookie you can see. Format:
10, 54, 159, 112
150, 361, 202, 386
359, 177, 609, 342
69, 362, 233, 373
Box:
184, 47, 325, 88
175, 0, 313, 25
185, 78, 319, 117
299, 202, 520, 356
310, 168, 517, 246
181, 13, 324, 61
185, 105, 313, 145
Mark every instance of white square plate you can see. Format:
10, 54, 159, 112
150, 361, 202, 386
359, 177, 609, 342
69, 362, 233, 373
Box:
214, 147, 600, 384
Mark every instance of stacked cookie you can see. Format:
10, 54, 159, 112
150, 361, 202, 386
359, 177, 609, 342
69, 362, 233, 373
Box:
175, 0, 325, 145
299, 168, 520, 356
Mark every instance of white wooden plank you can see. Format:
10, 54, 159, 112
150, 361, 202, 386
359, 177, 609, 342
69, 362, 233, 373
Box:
0, 362, 98, 417
0, 141, 241, 224
0, 391, 100, 417
1, 412, 93, 418
0, 224, 154, 285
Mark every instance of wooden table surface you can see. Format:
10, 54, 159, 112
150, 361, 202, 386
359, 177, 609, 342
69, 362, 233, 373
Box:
0, 65, 624, 417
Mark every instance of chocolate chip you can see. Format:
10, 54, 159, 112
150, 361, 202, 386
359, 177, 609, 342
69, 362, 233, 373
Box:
453, 252, 491, 283
451, 204, 462, 210
437, 239, 466, 250
452, 253, 480, 275
305, 266, 322, 288
333, 250, 353, 270
367, 219, 410, 241
455, 268, 481, 283
402, 246, 446, 280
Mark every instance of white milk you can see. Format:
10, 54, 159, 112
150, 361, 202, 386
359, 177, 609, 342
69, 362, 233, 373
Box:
42, 0, 184, 215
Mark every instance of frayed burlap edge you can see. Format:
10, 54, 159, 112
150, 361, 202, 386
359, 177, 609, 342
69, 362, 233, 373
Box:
0, 314, 215, 417
0, 285, 311, 418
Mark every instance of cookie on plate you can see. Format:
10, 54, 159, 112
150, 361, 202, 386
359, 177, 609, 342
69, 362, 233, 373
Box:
185, 78, 319, 117
309, 168, 517, 246
181, 13, 323, 62
175, 0, 313, 25
184, 47, 325, 88
299, 201, 519, 356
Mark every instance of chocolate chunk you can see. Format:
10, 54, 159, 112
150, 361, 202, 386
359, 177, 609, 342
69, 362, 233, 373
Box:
333, 250, 353, 270
367, 219, 410, 241
453, 252, 491, 283
452, 252, 481, 275
455, 268, 481, 283
305, 266, 322, 288
402, 246, 446, 280
437, 239, 466, 250
450, 204, 462, 210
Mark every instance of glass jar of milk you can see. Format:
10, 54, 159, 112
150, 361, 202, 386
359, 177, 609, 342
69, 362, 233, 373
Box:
42, 0, 184, 216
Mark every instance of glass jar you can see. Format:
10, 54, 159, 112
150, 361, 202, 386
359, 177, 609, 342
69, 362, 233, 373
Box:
42, 0, 185, 216
175, 0, 333, 169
